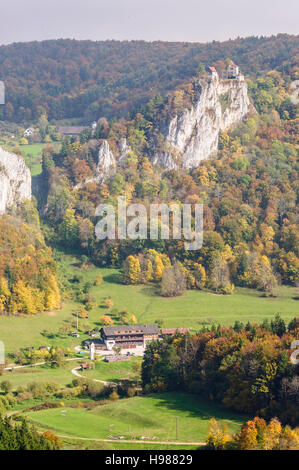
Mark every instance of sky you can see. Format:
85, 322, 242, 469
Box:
0, 0, 298, 45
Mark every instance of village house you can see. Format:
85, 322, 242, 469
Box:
86, 330, 100, 338
84, 338, 105, 350
58, 125, 89, 137
226, 61, 240, 79
101, 324, 159, 351
207, 66, 218, 79
24, 127, 35, 137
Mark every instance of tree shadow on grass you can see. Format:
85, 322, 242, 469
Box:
148, 392, 246, 424
103, 272, 123, 284
139, 285, 160, 297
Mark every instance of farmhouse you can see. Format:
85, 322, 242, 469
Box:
58, 126, 89, 137
101, 324, 159, 351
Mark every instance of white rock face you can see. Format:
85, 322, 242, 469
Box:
118, 138, 131, 162
97, 140, 116, 173
75, 139, 131, 189
153, 74, 251, 169
0, 147, 32, 214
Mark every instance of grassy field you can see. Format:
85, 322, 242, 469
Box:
0, 357, 141, 390
0, 253, 297, 354
26, 392, 245, 442
0, 362, 81, 390
83, 357, 142, 383
19, 143, 45, 176
2, 142, 61, 176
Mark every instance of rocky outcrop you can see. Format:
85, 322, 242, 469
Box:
118, 138, 131, 162
75, 139, 131, 189
152, 74, 251, 169
97, 140, 116, 176
0, 147, 31, 214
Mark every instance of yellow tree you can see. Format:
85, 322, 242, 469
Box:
238, 420, 258, 450
123, 255, 141, 284
206, 418, 232, 450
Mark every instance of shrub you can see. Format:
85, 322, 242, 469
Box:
0, 380, 12, 393
109, 390, 120, 401
127, 387, 136, 398
94, 275, 103, 286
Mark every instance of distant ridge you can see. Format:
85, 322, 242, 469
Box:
0, 34, 298, 123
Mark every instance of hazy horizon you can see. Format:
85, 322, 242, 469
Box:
0, 0, 298, 46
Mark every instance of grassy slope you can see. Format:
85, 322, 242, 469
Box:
2, 142, 61, 176
0, 362, 82, 389
26, 392, 245, 442
0, 254, 297, 354
1, 357, 141, 390
83, 357, 142, 383
19, 143, 44, 176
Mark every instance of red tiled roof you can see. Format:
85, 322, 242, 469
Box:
208, 67, 217, 73
58, 126, 88, 135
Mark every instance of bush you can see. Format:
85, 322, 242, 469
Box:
127, 387, 136, 398
0, 380, 12, 393
94, 275, 103, 286
109, 390, 120, 401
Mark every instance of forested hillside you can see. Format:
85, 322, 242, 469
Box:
0, 35, 298, 123
0, 35, 298, 315
0, 203, 60, 315
40, 60, 299, 294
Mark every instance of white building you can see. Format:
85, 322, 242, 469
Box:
24, 128, 35, 137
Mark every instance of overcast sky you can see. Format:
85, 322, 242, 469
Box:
0, 0, 298, 45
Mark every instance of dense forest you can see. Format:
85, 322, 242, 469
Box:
0, 415, 61, 450
0, 203, 60, 315
0, 35, 298, 123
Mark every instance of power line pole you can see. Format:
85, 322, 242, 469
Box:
176, 416, 178, 440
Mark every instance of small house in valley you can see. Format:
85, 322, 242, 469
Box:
58, 126, 89, 137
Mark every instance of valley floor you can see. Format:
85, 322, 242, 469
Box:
0, 253, 297, 355
25, 393, 245, 445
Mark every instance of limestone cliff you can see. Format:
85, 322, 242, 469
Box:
152, 74, 251, 169
0, 147, 31, 214
75, 138, 131, 188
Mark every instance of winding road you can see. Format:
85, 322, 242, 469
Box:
71, 366, 117, 386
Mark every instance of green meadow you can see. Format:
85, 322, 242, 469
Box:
2, 142, 61, 176
0, 253, 297, 354
26, 392, 245, 443
0, 362, 81, 390
19, 143, 45, 175
83, 357, 142, 383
